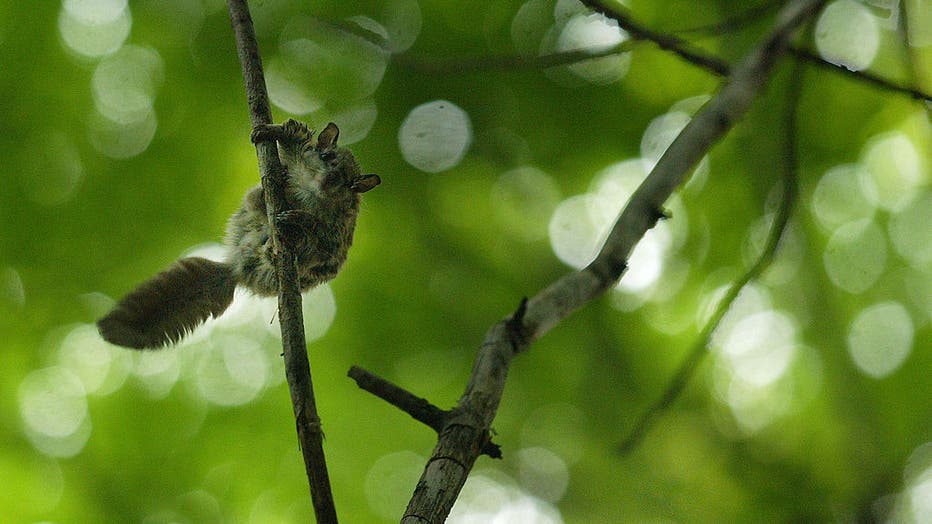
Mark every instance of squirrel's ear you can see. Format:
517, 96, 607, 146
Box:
317, 122, 339, 151
351, 174, 381, 193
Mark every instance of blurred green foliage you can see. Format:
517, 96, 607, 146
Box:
1, 0, 930, 522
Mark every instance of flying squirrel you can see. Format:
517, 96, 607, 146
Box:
97, 119, 380, 349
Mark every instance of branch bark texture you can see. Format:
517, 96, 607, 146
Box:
400, 0, 827, 521
226, 1, 337, 522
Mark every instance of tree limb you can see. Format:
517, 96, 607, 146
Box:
347, 366, 502, 458
580, 0, 730, 75
619, 57, 806, 454
226, 1, 337, 522
789, 46, 931, 101
396, 2, 931, 103
395, 39, 642, 74
392, 0, 826, 521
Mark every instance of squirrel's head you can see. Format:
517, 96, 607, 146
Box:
278, 121, 380, 205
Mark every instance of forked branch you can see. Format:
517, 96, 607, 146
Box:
375, 2, 830, 521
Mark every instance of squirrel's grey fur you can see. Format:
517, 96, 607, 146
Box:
97, 120, 379, 349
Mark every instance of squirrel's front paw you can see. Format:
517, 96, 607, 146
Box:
250, 124, 281, 144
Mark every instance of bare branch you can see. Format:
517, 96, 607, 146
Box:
580, 0, 731, 75
396, 39, 641, 74
789, 46, 932, 102
619, 57, 807, 455
398, 1, 826, 521
397, 2, 932, 103
226, 1, 337, 522
348, 366, 502, 458
674, 1, 782, 35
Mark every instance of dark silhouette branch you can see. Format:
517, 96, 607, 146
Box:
619, 57, 807, 454
789, 47, 931, 101
397, 2, 931, 103
674, 1, 782, 35
382, 1, 828, 521
396, 39, 641, 74
348, 366, 502, 458
226, 1, 337, 522
584, 0, 931, 102
580, 0, 730, 75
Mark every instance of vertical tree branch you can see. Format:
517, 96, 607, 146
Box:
226, 1, 337, 522
400, 0, 826, 521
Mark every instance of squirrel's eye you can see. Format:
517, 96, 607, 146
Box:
319, 150, 336, 162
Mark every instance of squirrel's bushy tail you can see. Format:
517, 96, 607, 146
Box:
97, 257, 236, 349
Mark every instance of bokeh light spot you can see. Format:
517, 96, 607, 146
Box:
381, 0, 422, 53
133, 347, 181, 398
63, 0, 126, 22
196, 335, 267, 406
59, 323, 130, 395
314, 98, 378, 146
19, 367, 88, 438
92, 45, 163, 124
491, 166, 562, 242
553, 0, 590, 25
910, 477, 932, 523
901, 268, 932, 324
549, 159, 649, 269
847, 301, 914, 378
398, 100, 472, 173
617, 225, 668, 293
516, 447, 569, 502
640, 111, 710, 188
88, 108, 158, 159
58, 0, 131, 58
555, 13, 630, 85
823, 219, 887, 294
260, 284, 338, 342
889, 191, 932, 269
449, 472, 563, 524
265, 56, 325, 115
364, 451, 424, 519
548, 194, 605, 269
860, 132, 924, 211
901, 442, 932, 522
810, 164, 875, 230
512, 0, 552, 55
815, 0, 880, 71
716, 310, 797, 387
276, 17, 388, 108
703, 280, 772, 337
717, 367, 794, 434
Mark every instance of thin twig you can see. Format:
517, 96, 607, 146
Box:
619, 59, 806, 454
348, 366, 502, 458
396, 39, 641, 74
674, 1, 782, 35
394, 1, 826, 521
789, 46, 931, 101
580, 0, 731, 76
348, 366, 447, 432
226, 1, 337, 522
395, 3, 932, 104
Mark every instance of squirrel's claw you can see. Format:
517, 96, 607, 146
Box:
250, 124, 281, 144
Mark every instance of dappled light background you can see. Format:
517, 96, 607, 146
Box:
1, 0, 930, 522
